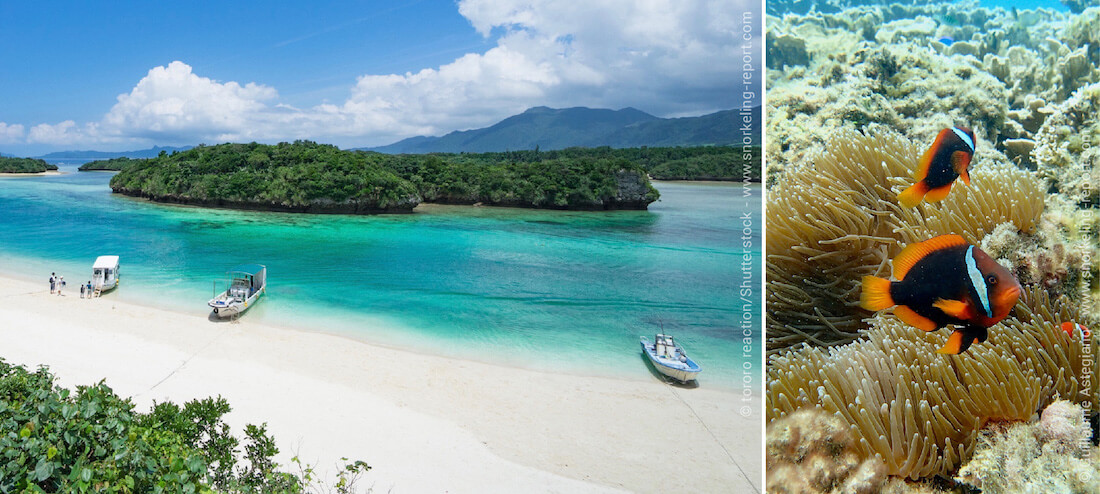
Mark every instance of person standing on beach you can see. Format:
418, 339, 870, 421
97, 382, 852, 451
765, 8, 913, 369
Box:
80, 282, 86, 299
87, 280, 93, 298
57, 276, 65, 296
49, 273, 56, 294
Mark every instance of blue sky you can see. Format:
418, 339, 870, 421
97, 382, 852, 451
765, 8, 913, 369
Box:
0, 1, 760, 155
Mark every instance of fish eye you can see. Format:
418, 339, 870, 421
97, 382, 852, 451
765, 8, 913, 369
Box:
986, 275, 997, 285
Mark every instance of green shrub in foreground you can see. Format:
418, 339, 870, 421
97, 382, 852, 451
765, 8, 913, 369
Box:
0, 358, 368, 493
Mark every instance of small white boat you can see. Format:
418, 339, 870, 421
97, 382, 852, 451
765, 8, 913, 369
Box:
208, 264, 266, 318
92, 256, 120, 293
640, 334, 701, 383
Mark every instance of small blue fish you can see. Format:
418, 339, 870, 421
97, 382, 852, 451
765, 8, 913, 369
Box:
938, 36, 955, 46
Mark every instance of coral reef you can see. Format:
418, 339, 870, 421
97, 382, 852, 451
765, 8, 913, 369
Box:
1033, 81, 1100, 206
766, 128, 1046, 354
955, 401, 1100, 493
766, 409, 888, 494
765, 3, 1100, 179
767, 283, 1099, 480
765, 409, 945, 494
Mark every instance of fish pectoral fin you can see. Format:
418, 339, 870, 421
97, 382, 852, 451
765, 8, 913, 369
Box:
933, 298, 970, 319
894, 305, 938, 332
952, 151, 972, 186
936, 329, 973, 354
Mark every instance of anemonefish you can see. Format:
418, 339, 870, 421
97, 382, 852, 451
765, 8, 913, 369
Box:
898, 126, 976, 207
1061, 322, 1091, 338
860, 234, 1021, 354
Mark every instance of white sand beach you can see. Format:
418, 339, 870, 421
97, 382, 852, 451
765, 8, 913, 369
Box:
0, 171, 64, 177
0, 275, 759, 493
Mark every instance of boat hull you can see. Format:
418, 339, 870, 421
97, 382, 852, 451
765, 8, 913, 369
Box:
640, 339, 701, 383
208, 290, 263, 318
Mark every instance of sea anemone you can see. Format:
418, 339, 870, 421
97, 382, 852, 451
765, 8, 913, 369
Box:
767, 285, 1099, 480
766, 128, 1045, 355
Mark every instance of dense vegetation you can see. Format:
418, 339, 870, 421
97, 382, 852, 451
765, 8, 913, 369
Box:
373, 151, 659, 209
110, 142, 420, 214
79, 157, 144, 172
109, 140, 757, 214
437, 145, 760, 182
0, 157, 58, 173
0, 358, 369, 493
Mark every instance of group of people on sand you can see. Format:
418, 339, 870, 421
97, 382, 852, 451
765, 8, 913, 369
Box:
48, 272, 96, 299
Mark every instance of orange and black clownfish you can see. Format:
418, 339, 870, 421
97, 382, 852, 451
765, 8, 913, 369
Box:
860, 234, 1021, 354
1061, 322, 1091, 338
898, 126, 976, 207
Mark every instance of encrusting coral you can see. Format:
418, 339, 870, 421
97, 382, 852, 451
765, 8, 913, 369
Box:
765, 3, 1100, 178
767, 284, 1099, 480
765, 409, 944, 494
766, 409, 888, 494
766, 128, 1046, 355
955, 400, 1100, 493
1033, 81, 1100, 207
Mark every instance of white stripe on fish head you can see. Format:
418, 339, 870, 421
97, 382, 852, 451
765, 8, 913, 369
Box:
952, 127, 975, 153
965, 245, 992, 318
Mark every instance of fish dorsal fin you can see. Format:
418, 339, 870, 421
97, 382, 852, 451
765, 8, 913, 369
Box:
893, 234, 968, 280
933, 298, 970, 319
913, 144, 935, 182
952, 151, 972, 185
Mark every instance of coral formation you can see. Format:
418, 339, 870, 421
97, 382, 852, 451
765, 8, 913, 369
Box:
1033, 81, 1100, 206
766, 409, 888, 493
765, 408, 947, 494
767, 283, 1099, 480
766, 128, 1046, 354
955, 401, 1100, 493
766, 3, 1100, 179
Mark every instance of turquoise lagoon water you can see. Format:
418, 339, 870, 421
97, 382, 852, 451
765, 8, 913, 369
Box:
0, 166, 759, 387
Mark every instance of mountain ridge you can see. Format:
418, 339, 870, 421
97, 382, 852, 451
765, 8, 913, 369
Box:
35, 145, 193, 160
359, 106, 759, 154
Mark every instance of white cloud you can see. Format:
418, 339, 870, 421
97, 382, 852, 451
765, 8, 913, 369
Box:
5, 1, 759, 151
336, 0, 756, 140
102, 61, 279, 142
27, 121, 92, 145
0, 122, 25, 144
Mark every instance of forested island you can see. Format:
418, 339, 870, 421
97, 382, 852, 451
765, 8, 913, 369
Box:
78, 156, 144, 171
110, 142, 420, 214
0, 157, 58, 173
109, 141, 669, 213
108, 140, 757, 214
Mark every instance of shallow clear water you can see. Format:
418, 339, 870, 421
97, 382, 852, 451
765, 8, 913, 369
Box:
0, 166, 758, 387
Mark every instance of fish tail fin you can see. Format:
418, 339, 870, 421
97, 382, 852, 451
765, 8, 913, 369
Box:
897, 182, 928, 207
860, 275, 895, 311
924, 183, 954, 203
937, 329, 978, 354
